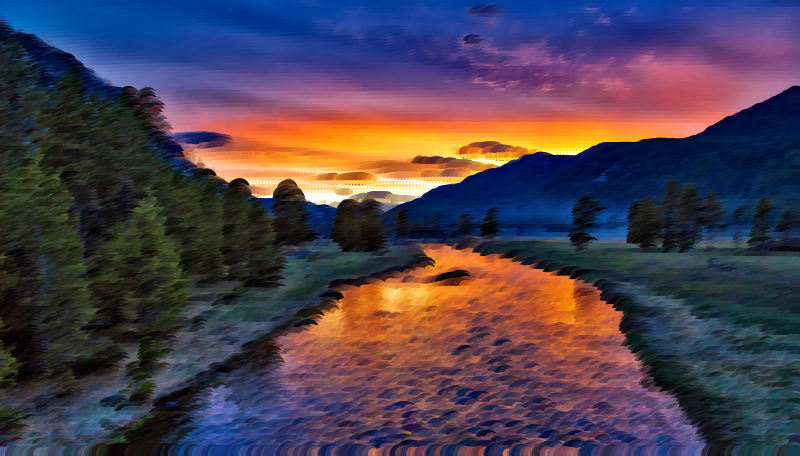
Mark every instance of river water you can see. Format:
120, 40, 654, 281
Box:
188, 244, 702, 447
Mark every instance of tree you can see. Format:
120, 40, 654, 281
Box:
88, 196, 190, 403
569, 194, 606, 251
357, 199, 387, 252
332, 199, 361, 252
239, 198, 286, 287
271, 179, 316, 246
0, 153, 98, 381
732, 204, 749, 248
700, 191, 726, 246
748, 198, 776, 247
627, 197, 662, 249
395, 209, 411, 239
675, 183, 704, 252
660, 180, 682, 251
774, 207, 800, 240
480, 207, 501, 238
626, 200, 642, 245
457, 213, 475, 237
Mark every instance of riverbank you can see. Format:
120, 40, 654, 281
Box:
8, 241, 432, 445
435, 237, 800, 444
174, 243, 701, 447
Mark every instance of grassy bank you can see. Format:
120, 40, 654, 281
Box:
432, 237, 800, 444
12, 242, 425, 445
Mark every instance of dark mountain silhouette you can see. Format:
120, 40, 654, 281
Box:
385, 86, 800, 234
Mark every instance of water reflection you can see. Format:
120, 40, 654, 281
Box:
192, 244, 701, 446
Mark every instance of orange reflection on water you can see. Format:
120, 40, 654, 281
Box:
257, 245, 701, 446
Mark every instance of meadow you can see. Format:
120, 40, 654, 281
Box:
431, 236, 800, 444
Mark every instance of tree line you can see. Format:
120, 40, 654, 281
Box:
569, 180, 800, 252
0, 30, 285, 406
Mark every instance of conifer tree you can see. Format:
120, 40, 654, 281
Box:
0, 31, 41, 163
332, 199, 360, 252
395, 209, 411, 239
748, 198, 776, 247
88, 196, 189, 403
480, 207, 501, 238
31, 70, 101, 253
627, 197, 662, 249
357, 198, 387, 252
660, 180, 682, 251
626, 200, 642, 245
0, 153, 97, 380
774, 207, 800, 240
569, 194, 606, 251
239, 198, 286, 287
675, 183, 704, 251
457, 213, 475, 237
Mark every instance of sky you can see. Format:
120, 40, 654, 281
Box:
3, 0, 799, 202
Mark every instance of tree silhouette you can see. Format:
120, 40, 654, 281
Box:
479, 207, 501, 238
626, 200, 642, 245
675, 183, 704, 252
774, 207, 800, 240
627, 197, 662, 249
239, 198, 286, 287
457, 213, 475, 237
357, 198, 387, 252
660, 180, 682, 251
569, 194, 606, 251
748, 198, 776, 247
332, 199, 361, 252
272, 179, 317, 246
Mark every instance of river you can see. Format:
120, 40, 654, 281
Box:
186, 244, 702, 447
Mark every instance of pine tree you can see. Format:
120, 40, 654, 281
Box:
675, 183, 704, 252
480, 207, 501, 238
357, 198, 387, 252
220, 184, 255, 277
626, 200, 642, 245
0, 31, 41, 164
569, 194, 607, 251
457, 213, 475, 237
660, 180, 682, 251
774, 207, 800, 240
88, 196, 189, 403
31, 70, 107, 256
395, 209, 411, 239
0, 153, 98, 380
332, 199, 361, 252
239, 198, 286, 287
627, 197, 662, 249
748, 198, 776, 247
700, 191, 726, 246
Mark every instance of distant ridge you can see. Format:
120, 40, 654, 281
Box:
386, 85, 800, 233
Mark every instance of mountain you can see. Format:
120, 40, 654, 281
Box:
385, 86, 800, 234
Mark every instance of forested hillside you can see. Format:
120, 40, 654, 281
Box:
0, 22, 285, 412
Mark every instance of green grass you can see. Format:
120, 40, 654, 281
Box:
438, 237, 800, 443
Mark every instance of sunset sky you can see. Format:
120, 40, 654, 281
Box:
3, 0, 799, 202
